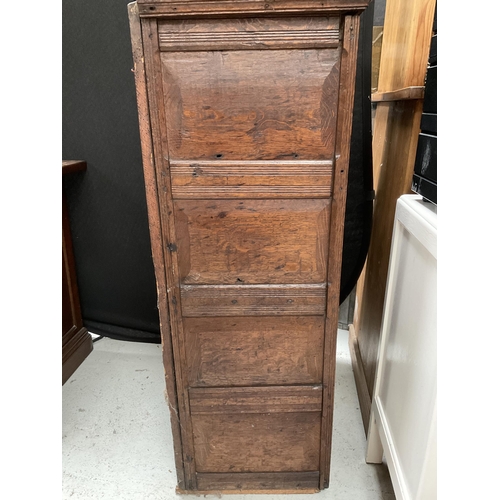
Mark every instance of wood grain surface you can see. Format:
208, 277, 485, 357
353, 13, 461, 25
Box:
185, 316, 324, 386
175, 198, 331, 284
129, 2, 367, 491
192, 411, 321, 472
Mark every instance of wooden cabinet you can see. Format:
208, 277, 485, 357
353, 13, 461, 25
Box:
128, 0, 369, 493
62, 160, 93, 384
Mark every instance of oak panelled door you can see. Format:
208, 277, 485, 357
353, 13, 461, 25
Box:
128, 0, 369, 493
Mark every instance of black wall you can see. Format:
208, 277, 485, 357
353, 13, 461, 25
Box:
62, 0, 373, 343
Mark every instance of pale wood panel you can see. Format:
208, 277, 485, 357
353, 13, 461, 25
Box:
376, 0, 436, 92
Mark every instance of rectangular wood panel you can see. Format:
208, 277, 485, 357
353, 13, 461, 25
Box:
185, 316, 324, 386
175, 199, 331, 285
160, 48, 340, 160
192, 412, 321, 473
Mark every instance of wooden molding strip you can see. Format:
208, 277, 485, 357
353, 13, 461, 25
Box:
195, 471, 320, 491
181, 283, 327, 317
171, 160, 333, 199
371, 86, 425, 102
139, 0, 371, 18
189, 385, 323, 414
159, 30, 339, 51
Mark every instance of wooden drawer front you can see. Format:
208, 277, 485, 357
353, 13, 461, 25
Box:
175, 199, 331, 285
159, 40, 340, 161
192, 410, 321, 473
185, 316, 324, 386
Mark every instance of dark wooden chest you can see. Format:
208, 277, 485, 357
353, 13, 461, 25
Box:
128, 0, 369, 493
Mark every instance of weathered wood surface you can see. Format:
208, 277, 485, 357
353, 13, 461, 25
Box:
185, 316, 324, 386
129, 1, 367, 492
138, 0, 371, 18
128, 3, 186, 487
192, 412, 322, 472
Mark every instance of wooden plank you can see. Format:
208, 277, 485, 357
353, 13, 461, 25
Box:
351, 0, 436, 439
185, 316, 324, 386
192, 412, 321, 472
371, 26, 384, 93
357, 99, 423, 401
127, 4, 186, 488
189, 386, 323, 414
376, 0, 436, 92
319, 14, 360, 490
138, 0, 371, 18
196, 471, 320, 491
174, 199, 331, 285
181, 284, 327, 317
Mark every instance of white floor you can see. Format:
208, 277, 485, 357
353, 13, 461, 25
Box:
62, 329, 395, 500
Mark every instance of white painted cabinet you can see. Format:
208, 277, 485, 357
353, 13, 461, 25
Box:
366, 194, 437, 500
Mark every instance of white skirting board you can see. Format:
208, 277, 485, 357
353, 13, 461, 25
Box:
366, 194, 437, 500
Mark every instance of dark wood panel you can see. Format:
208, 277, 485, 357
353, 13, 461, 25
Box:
175, 199, 331, 285
196, 471, 320, 491
185, 316, 324, 386
192, 412, 321, 473
62, 161, 93, 385
181, 284, 326, 317
170, 160, 332, 199
189, 385, 322, 413
160, 48, 340, 160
